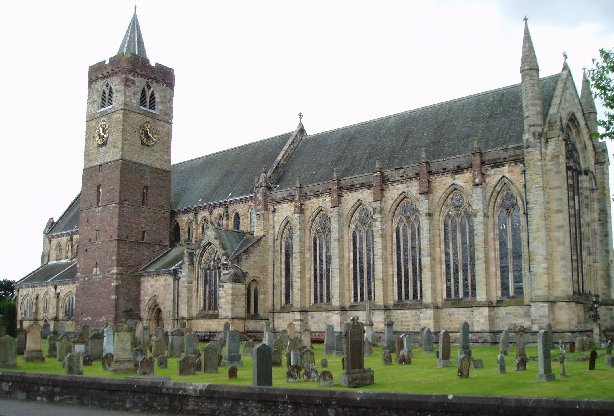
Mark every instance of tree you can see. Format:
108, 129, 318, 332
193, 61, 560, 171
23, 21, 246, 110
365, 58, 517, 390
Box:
587, 48, 614, 140
0, 278, 15, 301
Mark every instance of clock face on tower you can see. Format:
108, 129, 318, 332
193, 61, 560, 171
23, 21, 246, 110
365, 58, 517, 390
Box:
140, 122, 158, 146
95, 119, 109, 146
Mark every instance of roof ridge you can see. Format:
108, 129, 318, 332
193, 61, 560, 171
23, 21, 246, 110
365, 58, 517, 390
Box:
172, 131, 293, 168
48, 193, 81, 235
305, 74, 560, 140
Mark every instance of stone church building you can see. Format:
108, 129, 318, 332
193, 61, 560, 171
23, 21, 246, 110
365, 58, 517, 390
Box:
15, 12, 614, 340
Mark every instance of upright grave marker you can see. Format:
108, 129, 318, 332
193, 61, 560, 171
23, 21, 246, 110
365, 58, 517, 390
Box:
252, 343, 272, 386
536, 330, 555, 381
340, 317, 374, 388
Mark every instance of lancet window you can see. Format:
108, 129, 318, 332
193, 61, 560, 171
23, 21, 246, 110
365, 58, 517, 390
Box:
496, 190, 523, 297
312, 212, 331, 304
351, 207, 374, 302
198, 246, 220, 311
282, 225, 293, 306
394, 200, 422, 301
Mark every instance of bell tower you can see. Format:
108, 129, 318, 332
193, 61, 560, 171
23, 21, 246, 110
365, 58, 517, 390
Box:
76, 10, 174, 328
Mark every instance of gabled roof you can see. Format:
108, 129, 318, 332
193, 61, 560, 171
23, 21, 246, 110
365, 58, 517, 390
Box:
48, 194, 80, 236
273, 75, 560, 190
215, 228, 261, 260
15, 260, 77, 287
141, 246, 184, 274
171, 132, 291, 210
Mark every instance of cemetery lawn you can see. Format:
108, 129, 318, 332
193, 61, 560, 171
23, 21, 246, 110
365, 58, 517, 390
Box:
5, 342, 614, 400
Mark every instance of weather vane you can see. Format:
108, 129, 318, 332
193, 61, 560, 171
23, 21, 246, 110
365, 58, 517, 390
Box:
563, 51, 568, 61
298, 112, 303, 122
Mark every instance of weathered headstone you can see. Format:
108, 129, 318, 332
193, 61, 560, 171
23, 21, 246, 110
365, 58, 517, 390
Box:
64, 352, 83, 375
497, 351, 506, 374
16, 328, 26, 355
169, 329, 184, 357
301, 347, 315, 367
151, 336, 166, 358
589, 349, 597, 370
141, 326, 150, 351
178, 355, 195, 376
252, 343, 272, 386
0, 335, 17, 368
472, 359, 484, 369
320, 358, 328, 368
422, 328, 433, 352
384, 320, 395, 351
184, 332, 198, 357
303, 362, 319, 381
272, 348, 282, 367
364, 337, 373, 357
273, 337, 285, 353
559, 342, 566, 377
324, 325, 335, 355
398, 350, 409, 365
102, 353, 113, 370
110, 324, 135, 373
605, 340, 612, 368
402, 333, 413, 353
25, 323, 44, 362
287, 323, 297, 339
103, 326, 114, 356
395, 336, 403, 359
193, 353, 202, 372
290, 349, 301, 366
319, 370, 334, 387
545, 323, 554, 350
499, 330, 510, 355
301, 329, 312, 349
202, 343, 219, 373
333, 332, 344, 355
138, 356, 154, 376
287, 336, 302, 352
41, 321, 51, 339
88, 332, 104, 360
340, 317, 374, 388
157, 355, 168, 369
82, 354, 93, 366
223, 322, 231, 344
228, 366, 238, 379
56, 335, 71, 362
458, 355, 471, 378
223, 329, 243, 367
457, 322, 472, 364
243, 338, 254, 356
437, 330, 451, 368
536, 330, 555, 381
286, 364, 301, 383
263, 326, 276, 349
515, 355, 527, 371
382, 348, 392, 365
47, 333, 57, 358
132, 348, 146, 369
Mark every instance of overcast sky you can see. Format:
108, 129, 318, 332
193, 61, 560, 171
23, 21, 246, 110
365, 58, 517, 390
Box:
1, 0, 613, 281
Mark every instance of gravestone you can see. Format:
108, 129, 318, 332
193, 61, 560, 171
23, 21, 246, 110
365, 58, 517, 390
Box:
438, 330, 451, 368
272, 349, 282, 367
47, 334, 57, 358
303, 363, 319, 381
398, 350, 409, 365
497, 351, 506, 374
568, 341, 576, 353
382, 348, 392, 365
88, 332, 104, 360
169, 329, 184, 357
402, 333, 413, 353
157, 355, 168, 369
324, 325, 335, 354
320, 358, 328, 368
422, 328, 433, 352
223, 329, 243, 367
559, 343, 566, 377
274, 337, 285, 353
57, 322, 66, 335
193, 353, 202, 372
333, 332, 344, 355
301, 329, 312, 348
64, 353, 83, 375
252, 343, 272, 386
589, 349, 597, 370
223, 322, 231, 345
545, 323, 554, 350
202, 343, 219, 373
301, 348, 315, 366
536, 330, 555, 381
516, 329, 527, 364
516, 355, 527, 371
384, 320, 395, 351
138, 357, 154, 376
228, 366, 238, 379
499, 330, 510, 355
340, 317, 374, 388
56, 335, 71, 362
73, 341, 86, 356
319, 370, 334, 387
141, 326, 150, 351
16, 328, 26, 355
82, 354, 93, 366
457, 322, 472, 364
132, 348, 146, 369
458, 355, 471, 378
395, 336, 403, 360
42, 321, 51, 339
287, 336, 302, 352
25, 323, 44, 362
178, 355, 195, 376
263, 326, 275, 349
0, 335, 17, 368
102, 353, 113, 370
364, 326, 373, 343
575, 336, 585, 352
103, 326, 114, 356
290, 349, 301, 366
286, 364, 301, 383
287, 323, 297, 339
243, 338, 254, 356
152, 336, 166, 358
364, 337, 373, 357
110, 324, 135, 373
184, 332, 198, 357
605, 340, 612, 368
472, 359, 484, 369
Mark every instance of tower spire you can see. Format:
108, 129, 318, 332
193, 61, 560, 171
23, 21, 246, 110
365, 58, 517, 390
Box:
581, 70, 599, 136
520, 19, 543, 145
118, 9, 148, 58
520, 19, 538, 73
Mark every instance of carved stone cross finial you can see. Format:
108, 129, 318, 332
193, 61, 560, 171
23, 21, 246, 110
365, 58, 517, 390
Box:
563, 51, 568, 61
523, 16, 528, 23
298, 112, 303, 122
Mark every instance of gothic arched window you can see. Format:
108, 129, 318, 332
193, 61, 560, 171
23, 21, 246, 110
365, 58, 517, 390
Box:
249, 208, 255, 233
233, 212, 241, 230
140, 83, 156, 111
96, 184, 102, 207
42, 292, 50, 315
312, 212, 331, 304
282, 225, 293, 306
198, 247, 220, 311
394, 200, 422, 301
99, 83, 113, 109
172, 222, 181, 245
64, 293, 75, 319
351, 207, 374, 303
565, 132, 584, 294
496, 190, 523, 298
56, 242, 63, 260
442, 191, 476, 299
187, 223, 192, 243
246, 280, 259, 316
22, 296, 33, 319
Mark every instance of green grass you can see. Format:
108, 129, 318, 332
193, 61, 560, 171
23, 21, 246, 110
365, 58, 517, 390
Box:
4, 341, 614, 400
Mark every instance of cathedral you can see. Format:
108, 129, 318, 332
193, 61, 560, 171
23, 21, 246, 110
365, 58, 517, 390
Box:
15, 11, 614, 340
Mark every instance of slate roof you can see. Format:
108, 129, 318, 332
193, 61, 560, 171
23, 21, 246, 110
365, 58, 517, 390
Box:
15, 260, 77, 287
118, 10, 147, 58
274, 75, 560, 190
141, 246, 185, 274
215, 228, 261, 260
171, 132, 292, 210
48, 194, 80, 235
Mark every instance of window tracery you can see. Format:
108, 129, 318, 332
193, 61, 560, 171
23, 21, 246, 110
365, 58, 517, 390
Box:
198, 246, 220, 311
394, 200, 422, 301
282, 225, 293, 305
496, 189, 523, 297
351, 206, 374, 302
139, 82, 156, 111
312, 212, 331, 304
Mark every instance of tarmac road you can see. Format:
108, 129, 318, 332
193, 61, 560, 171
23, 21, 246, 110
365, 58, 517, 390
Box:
0, 398, 171, 416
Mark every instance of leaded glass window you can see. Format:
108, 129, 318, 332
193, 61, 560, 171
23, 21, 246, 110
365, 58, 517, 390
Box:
312, 212, 331, 304
247, 281, 259, 315
233, 212, 241, 230
565, 136, 584, 294
22, 296, 33, 319
351, 207, 374, 302
282, 225, 293, 305
64, 293, 75, 319
443, 191, 476, 299
198, 247, 220, 311
497, 190, 523, 297
394, 200, 422, 301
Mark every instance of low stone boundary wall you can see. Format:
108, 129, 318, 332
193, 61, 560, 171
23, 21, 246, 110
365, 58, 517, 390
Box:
1, 371, 613, 415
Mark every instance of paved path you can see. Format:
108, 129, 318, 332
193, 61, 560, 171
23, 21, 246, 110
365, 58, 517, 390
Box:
0, 398, 170, 416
